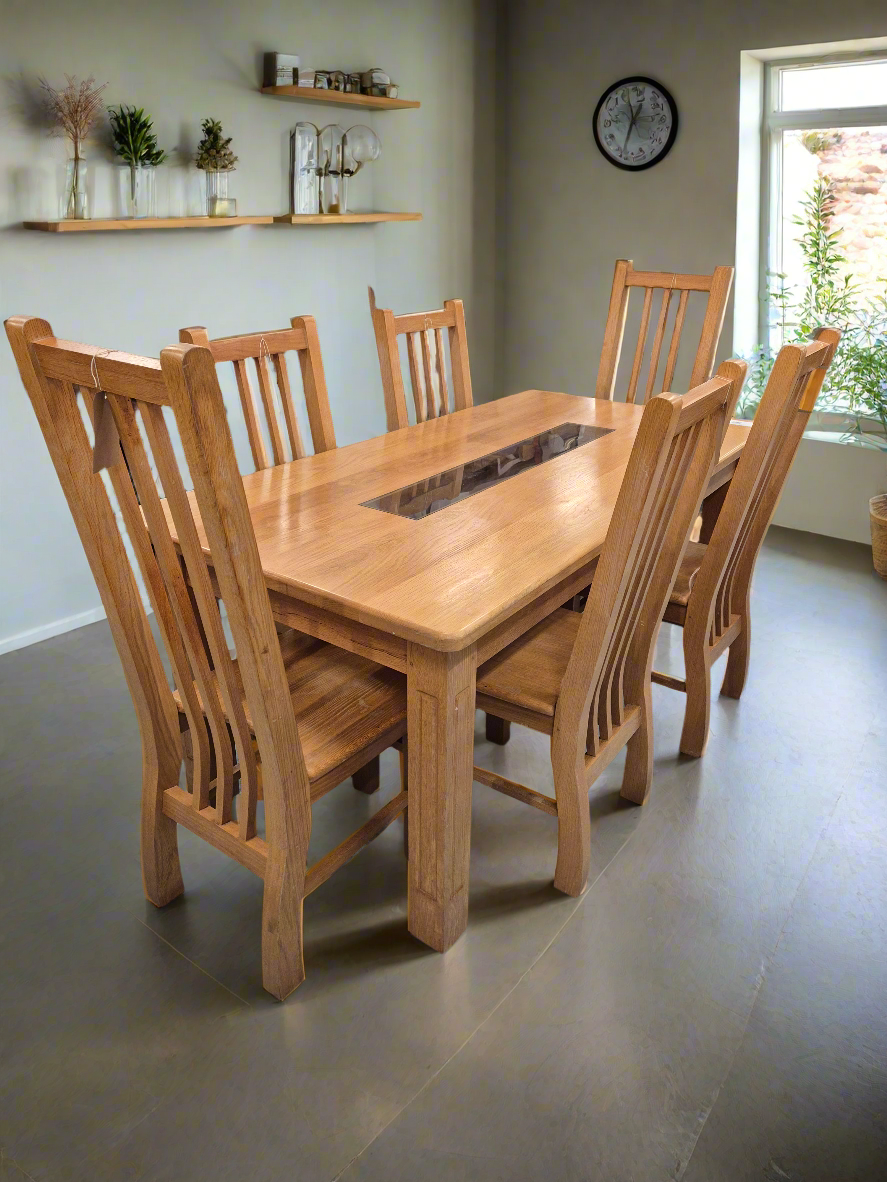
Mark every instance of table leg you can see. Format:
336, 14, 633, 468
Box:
406, 641, 476, 952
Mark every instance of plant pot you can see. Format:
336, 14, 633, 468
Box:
205, 170, 234, 217
62, 157, 89, 219
871, 494, 887, 580
119, 164, 157, 218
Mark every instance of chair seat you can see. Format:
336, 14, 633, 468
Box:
669, 540, 708, 606
477, 608, 580, 719
174, 629, 406, 786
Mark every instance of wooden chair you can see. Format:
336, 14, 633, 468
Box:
179, 318, 336, 470
178, 319, 386, 795
653, 327, 841, 757
368, 286, 473, 431
595, 260, 734, 403
7, 317, 408, 1000
474, 362, 746, 896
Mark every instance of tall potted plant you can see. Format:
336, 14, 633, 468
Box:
41, 74, 107, 219
109, 105, 167, 218
195, 118, 238, 216
739, 176, 887, 576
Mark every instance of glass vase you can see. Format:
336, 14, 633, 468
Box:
119, 164, 157, 219
205, 170, 233, 217
62, 157, 89, 219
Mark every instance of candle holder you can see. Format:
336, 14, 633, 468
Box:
293, 124, 381, 216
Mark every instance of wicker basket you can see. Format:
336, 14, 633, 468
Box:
871, 494, 887, 580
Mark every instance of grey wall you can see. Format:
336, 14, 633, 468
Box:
501, 0, 887, 542
0, 0, 497, 650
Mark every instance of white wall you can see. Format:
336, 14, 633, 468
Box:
501, 0, 887, 545
0, 0, 496, 652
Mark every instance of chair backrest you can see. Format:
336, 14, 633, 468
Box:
595, 259, 734, 404
368, 286, 473, 431
179, 317, 336, 471
688, 327, 840, 647
554, 359, 747, 763
6, 317, 311, 883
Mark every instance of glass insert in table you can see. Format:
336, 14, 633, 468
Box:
362, 422, 614, 520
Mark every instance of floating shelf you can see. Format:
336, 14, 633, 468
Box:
261, 85, 420, 111
23, 216, 274, 233
273, 212, 422, 225
23, 213, 420, 232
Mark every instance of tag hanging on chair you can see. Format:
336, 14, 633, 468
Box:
92, 390, 121, 473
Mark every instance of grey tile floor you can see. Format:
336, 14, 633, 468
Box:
1, 526, 885, 1182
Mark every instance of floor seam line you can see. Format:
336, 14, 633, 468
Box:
329, 821, 642, 1181
135, 918, 253, 1007
677, 789, 845, 1180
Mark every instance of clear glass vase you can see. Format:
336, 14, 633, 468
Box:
62, 157, 89, 219
205, 170, 234, 217
119, 164, 157, 219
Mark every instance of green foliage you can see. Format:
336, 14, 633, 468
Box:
800, 129, 841, 156
108, 105, 167, 167
739, 176, 887, 449
195, 118, 237, 171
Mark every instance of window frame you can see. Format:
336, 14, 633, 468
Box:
760, 50, 887, 349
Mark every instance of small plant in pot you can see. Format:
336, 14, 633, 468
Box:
195, 118, 238, 216
109, 105, 167, 218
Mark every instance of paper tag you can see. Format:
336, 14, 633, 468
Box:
92, 391, 121, 473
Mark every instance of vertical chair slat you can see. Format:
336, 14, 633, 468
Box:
272, 352, 305, 461
662, 289, 689, 391
645, 288, 673, 401
626, 288, 653, 404
254, 353, 286, 466
435, 327, 449, 415
232, 359, 269, 471
420, 329, 437, 418
406, 332, 426, 422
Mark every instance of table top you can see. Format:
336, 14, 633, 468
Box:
185, 390, 751, 651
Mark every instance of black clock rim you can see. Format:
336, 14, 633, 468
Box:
592, 76, 679, 172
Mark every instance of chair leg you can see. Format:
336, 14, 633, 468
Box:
141, 755, 184, 909
352, 754, 381, 794
261, 849, 306, 1001
552, 765, 591, 897
679, 642, 712, 759
485, 714, 511, 745
721, 614, 750, 700
620, 684, 654, 805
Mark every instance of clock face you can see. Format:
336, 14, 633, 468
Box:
593, 77, 678, 170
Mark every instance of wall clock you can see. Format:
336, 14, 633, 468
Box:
593, 77, 678, 171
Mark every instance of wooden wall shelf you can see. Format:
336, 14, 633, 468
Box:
23, 216, 274, 233
273, 212, 422, 225
261, 86, 420, 111
23, 213, 420, 232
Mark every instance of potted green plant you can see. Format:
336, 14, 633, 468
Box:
41, 74, 107, 219
109, 105, 167, 218
739, 176, 887, 576
195, 118, 238, 216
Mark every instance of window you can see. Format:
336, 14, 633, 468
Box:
752, 54, 887, 443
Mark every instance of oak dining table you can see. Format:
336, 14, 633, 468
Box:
204, 389, 751, 953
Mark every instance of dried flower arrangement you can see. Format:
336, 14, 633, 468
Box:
195, 119, 238, 171
41, 75, 108, 218
41, 74, 107, 162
